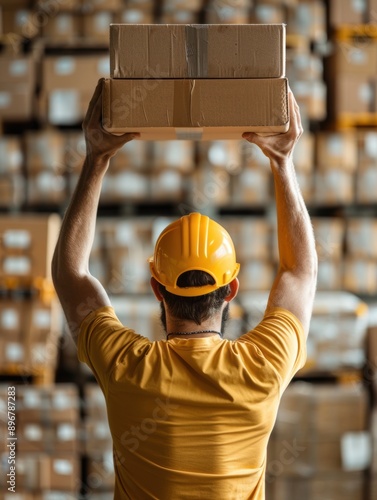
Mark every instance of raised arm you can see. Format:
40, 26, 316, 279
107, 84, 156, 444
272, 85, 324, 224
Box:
243, 91, 317, 336
51, 79, 139, 343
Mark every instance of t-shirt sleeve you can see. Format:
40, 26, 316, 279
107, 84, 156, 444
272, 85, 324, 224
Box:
240, 307, 307, 394
77, 306, 147, 393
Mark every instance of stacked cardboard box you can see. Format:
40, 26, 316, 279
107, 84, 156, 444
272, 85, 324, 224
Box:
267, 382, 370, 500
356, 130, 377, 204
0, 136, 24, 209
103, 23, 289, 140
330, 0, 377, 27
0, 55, 36, 121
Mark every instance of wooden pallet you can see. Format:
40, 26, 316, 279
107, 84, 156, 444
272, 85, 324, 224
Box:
335, 24, 377, 41
335, 113, 377, 130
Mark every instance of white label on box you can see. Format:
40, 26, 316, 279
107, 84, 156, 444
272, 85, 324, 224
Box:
358, 83, 373, 103
23, 389, 42, 408
349, 48, 367, 65
15, 10, 28, 27
208, 142, 227, 166
3, 256, 31, 275
33, 309, 51, 329
10, 60, 27, 76
0, 92, 11, 108
1, 309, 19, 330
341, 431, 371, 470
158, 170, 181, 192
94, 421, 110, 438
24, 424, 42, 441
6, 342, 24, 362
3, 229, 31, 248
98, 57, 110, 75
53, 392, 72, 409
95, 12, 112, 32
54, 57, 75, 75
56, 14, 71, 33
53, 459, 73, 475
365, 133, 377, 158
49, 90, 80, 125
122, 9, 144, 23
327, 135, 343, 157
116, 224, 134, 245
352, 0, 367, 13
57, 423, 75, 441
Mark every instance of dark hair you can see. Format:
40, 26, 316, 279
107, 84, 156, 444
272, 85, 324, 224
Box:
158, 270, 231, 325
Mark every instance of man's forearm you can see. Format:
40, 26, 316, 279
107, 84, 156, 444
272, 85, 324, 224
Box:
271, 158, 317, 276
52, 157, 108, 280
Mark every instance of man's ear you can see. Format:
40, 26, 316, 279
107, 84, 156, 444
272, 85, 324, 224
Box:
150, 277, 164, 301
225, 278, 239, 303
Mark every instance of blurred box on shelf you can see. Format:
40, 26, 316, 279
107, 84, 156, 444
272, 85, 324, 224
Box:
26, 171, 67, 206
356, 163, 377, 204
346, 218, 377, 259
65, 131, 86, 173
312, 217, 345, 261
151, 141, 194, 172
85, 421, 112, 454
189, 166, 231, 207
86, 452, 114, 492
313, 170, 354, 205
17, 421, 78, 453
287, 52, 324, 83
358, 130, 377, 163
0, 55, 35, 88
0, 213, 61, 282
316, 260, 343, 290
269, 472, 365, 500
231, 166, 272, 206
206, 5, 250, 24
149, 168, 185, 201
0, 136, 23, 174
162, 0, 204, 11
330, 0, 368, 27
336, 75, 375, 114
159, 10, 199, 23
34, 0, 82, 11
343, 257, 377, 295
286, 0, 327, 43
224, 218, 271, 261
239, 291, 369, 371
334, 42, 377, 76
82, 0, 124, 11
292, 132, 315, 173
109, 140, 149, 171
41, 13, 82, 41
1, 8, 39, 38
110, 23, 286, 79
17, 384, 80, 423
40, 89, 93, 125
99, 170, 149, 204
0, 175, 24, 209
252, 2, 285, 24
25, 130, 66, 173
83, 12, 115, 43
0, 83, 35, 121
199, 140, 243, 170
115, 7, 154, 24
84, 383, 107, 420
238, 260, 275, 292
290, 79, 327, 122
102, 77, 290, 140
295, 171, 313, 204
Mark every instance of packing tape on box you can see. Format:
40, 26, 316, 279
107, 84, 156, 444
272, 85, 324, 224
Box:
172, 79, 202, 140
185, 25, 208, 78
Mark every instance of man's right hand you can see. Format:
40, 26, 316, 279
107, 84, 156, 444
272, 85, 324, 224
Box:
242, 90, 303, 168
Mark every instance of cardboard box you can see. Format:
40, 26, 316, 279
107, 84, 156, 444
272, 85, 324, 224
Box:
312, 217, 345, 261
0, 83, 34, 121
110, 23, 286, 79
41, 89, 93, 126
290, 79, 327, 122
206, 5, 250, 24
0, 174, 24, 209
343, 257, 377, 295
238, 260, 275, 291
149, 168, 184, 201
103, 77, 290, 140
83, 12, 115, 42
115, 8, 154, 24
0, 214, 61, 281
82, 0, 123, 11
1, 8, 39, 38
316, 260, 343, 290
336, 75, 375, 115
287, 0, 327, 42
356, 163, 377, 204
26, 171, 67, 206
334, 41, 377, 76
231, 166, 272, 206
224, 217, 271, 261
85, 421, 112, 454
330, 0, 368, 27
346, 218, 377, 259
270, 472, 365, 500
110, 139, 149, 171
151, 141, 194, 172
84, 383, 107, 420
42, 13, 82, 41
25, 130, 66, 173
252, 3, 285, 24
86, 452, 115, 492
316, 131, 358, 172
313, 170, 354, 205
159, 10, 199, 24
0, 137, 23, 174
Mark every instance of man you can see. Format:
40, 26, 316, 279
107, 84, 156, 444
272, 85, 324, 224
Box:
52, 78, 317, 499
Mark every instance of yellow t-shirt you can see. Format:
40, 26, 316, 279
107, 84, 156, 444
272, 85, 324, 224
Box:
78, 306, 306, 500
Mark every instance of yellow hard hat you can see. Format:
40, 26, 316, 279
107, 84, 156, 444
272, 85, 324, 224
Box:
149, 212, 240, 297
